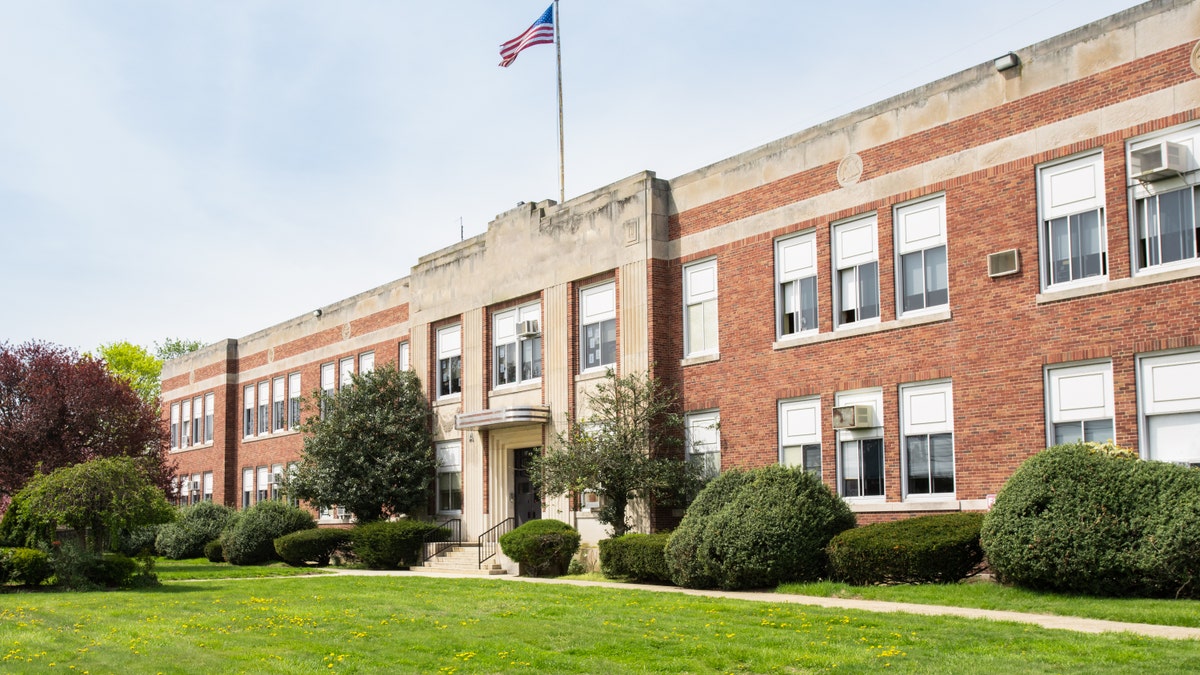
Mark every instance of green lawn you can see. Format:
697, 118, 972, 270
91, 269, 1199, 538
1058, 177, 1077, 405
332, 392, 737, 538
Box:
154, 558, 334, 582
0, 575, 1197, 674
777, 580, 1200, 629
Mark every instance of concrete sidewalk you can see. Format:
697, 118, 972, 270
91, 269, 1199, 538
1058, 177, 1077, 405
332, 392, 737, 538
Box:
328, 567, 1200, 641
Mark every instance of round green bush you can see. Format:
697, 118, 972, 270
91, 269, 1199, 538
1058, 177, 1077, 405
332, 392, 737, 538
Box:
981, 443, 1200, 598
203, 539, 225, 563
826, 513, 984, 585
156, 501, 235, 560
222, 501, 316, 565
352, 520, 449, 569
275, 528, 353, 567
84, 553, 138, 588
599, 533, 672, 583
665, 466, 855, 590
5, 547, 52, 586
499, 519, 581, 577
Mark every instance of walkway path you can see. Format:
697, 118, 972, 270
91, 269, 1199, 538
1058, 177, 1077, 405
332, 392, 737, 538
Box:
328, 567, 1200, 641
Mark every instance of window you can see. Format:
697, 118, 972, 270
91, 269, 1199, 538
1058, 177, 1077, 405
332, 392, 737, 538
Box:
836, 389, 884, 498
271, 463, 283, 500
1139, 350, 1200, 466
683, 259, 718, 356
776, 233, 818, 338
204, 393, 214, 443
181, 399, 192, 448
320, 363, 335, 417
437, 325, 462, 397
359, 351, 375, 374
288, 372, 301, 429
436, 441, 463, 512
895, 196, 948, 314
580, 282, 616, 371
901, 381, 955, 497
779, 397, 821, 477
1039, 153, 1107, 287
257, 382, 269, 435
189, 473, 201, 505
202, 471, 213, 502
339, 356, 355, 389
494, 303, 542, 387
833, 216, 880, 326
243, 385, 255, 437
1129, 127, 1200, 272
286, 463, 299, 506
272, 377, 286, 432
192, 396, 203, 445
170, 402, 180, 449
398, 342, 410, 370
256, 466, 269, 503
685, 410, 720, 478
242, 468, 253, 508
1046, 361, 1114, 445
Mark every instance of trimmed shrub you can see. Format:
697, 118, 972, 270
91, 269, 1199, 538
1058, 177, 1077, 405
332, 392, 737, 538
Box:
156, 502, 235, 560
223, 501, 316, 565
118, 524, 163, 557
7, 547, 52, 586
352, 520, 449, 570
665, 466, 855, 590
826, 513, 985, 585
981, 443, 1200, 598
499, 519, 580, 577
203, 539, 225, 563
83, 553, 138, 588
275, 528, 353, 567
0, 549, 10, 584
599, 533, 672, 583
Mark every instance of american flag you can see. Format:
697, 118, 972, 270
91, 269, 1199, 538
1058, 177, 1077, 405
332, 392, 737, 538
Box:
499, 5, 555, 68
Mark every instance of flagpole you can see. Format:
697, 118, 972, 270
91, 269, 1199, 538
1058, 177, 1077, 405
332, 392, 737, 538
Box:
555, 0, 565, 204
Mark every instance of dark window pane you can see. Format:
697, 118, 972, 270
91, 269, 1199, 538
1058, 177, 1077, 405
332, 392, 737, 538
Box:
1049, 217, 1071, 283
1076, 210, 1105, 278
799, 276, 818, 332
803, 443, 821, 479
931, 433, 954, 493
600, 318, 617, 366
907, 435, 930, 494
862, 438, 884, 496
858, 262, 879, 320
902, 251, 925, 312
925, 245, 948, 307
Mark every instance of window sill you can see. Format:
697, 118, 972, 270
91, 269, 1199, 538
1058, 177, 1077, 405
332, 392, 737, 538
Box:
241, 432, 297, 444
169, 443, 215, 454
433, 395, 462, 409
489, 381, 542, 397
848, 499, 986, 513
680, 353, 719, 368
578, 367, 615, 382
1038, 264, 1200, 304
774, 309, 951, 350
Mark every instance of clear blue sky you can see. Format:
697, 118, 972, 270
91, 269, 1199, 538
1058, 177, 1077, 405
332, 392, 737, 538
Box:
0, 0, 1139, 353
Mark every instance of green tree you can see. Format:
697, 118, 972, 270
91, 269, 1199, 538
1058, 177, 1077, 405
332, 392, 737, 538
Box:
285, 364, 435, 524
529, 369, 702, 536
95, 341, 162, 404
15, 457, 176, 554
154, 338, 205, 361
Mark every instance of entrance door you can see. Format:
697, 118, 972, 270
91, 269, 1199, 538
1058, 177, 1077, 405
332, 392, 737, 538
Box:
513, 448, 542, 526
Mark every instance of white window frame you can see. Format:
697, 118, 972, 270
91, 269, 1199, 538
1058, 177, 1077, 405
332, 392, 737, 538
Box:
900, 380, 955, 499
436, 441, 463, 514
436, 324, 462, 398
191, 396, 203, 446
242, 467, 253, 508
202, 471, 214, 502
580, 281, 617, 372
776, 232, 819, 339
256, 381, 269, 435
398, 341, 411, 371
685, 410, 721, 478
1128, 123, 1200, 274
833, 215, 880, 328
320, 362, 335, 417
1037, 152, 1108, 290
288, 372, 301, 429
203, 392, 214, 444
779, 397, 821, 477
243, 385, 255, 438
270, 463, 284, 500
170, 402, 180, 450
339, 356, 355, 389
180, 398, 192, 448
359, 351, 375, 375
1137, 349, 1200, 465
189, 472, 201, 505
894, 195, 949, 317
272, 376, 286, 432
1044, 360, 1115, 447
494, 302, 542, 388
256, 465, 269, 503
835, 388, 884, 500
683, 258, 719, 357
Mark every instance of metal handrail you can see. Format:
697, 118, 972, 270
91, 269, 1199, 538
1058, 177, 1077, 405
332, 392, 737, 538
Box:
477, 517, 515, 569
421, 518, 461, 563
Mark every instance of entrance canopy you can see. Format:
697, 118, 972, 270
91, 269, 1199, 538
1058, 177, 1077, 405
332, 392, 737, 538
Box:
455, 405, 552, 430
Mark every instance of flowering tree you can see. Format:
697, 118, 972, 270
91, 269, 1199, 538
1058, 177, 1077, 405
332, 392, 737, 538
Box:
0, 341, 172, 502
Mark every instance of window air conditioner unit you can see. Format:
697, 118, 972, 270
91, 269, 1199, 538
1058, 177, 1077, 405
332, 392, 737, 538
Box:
516, 320, 540, 338
580, 490, 601, 510
987, 249, 1020, 278
832, 405, 873, 430
1130, 141, 1189, 182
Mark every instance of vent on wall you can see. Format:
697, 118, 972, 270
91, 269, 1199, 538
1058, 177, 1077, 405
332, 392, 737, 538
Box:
987, 249, 1020, 278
